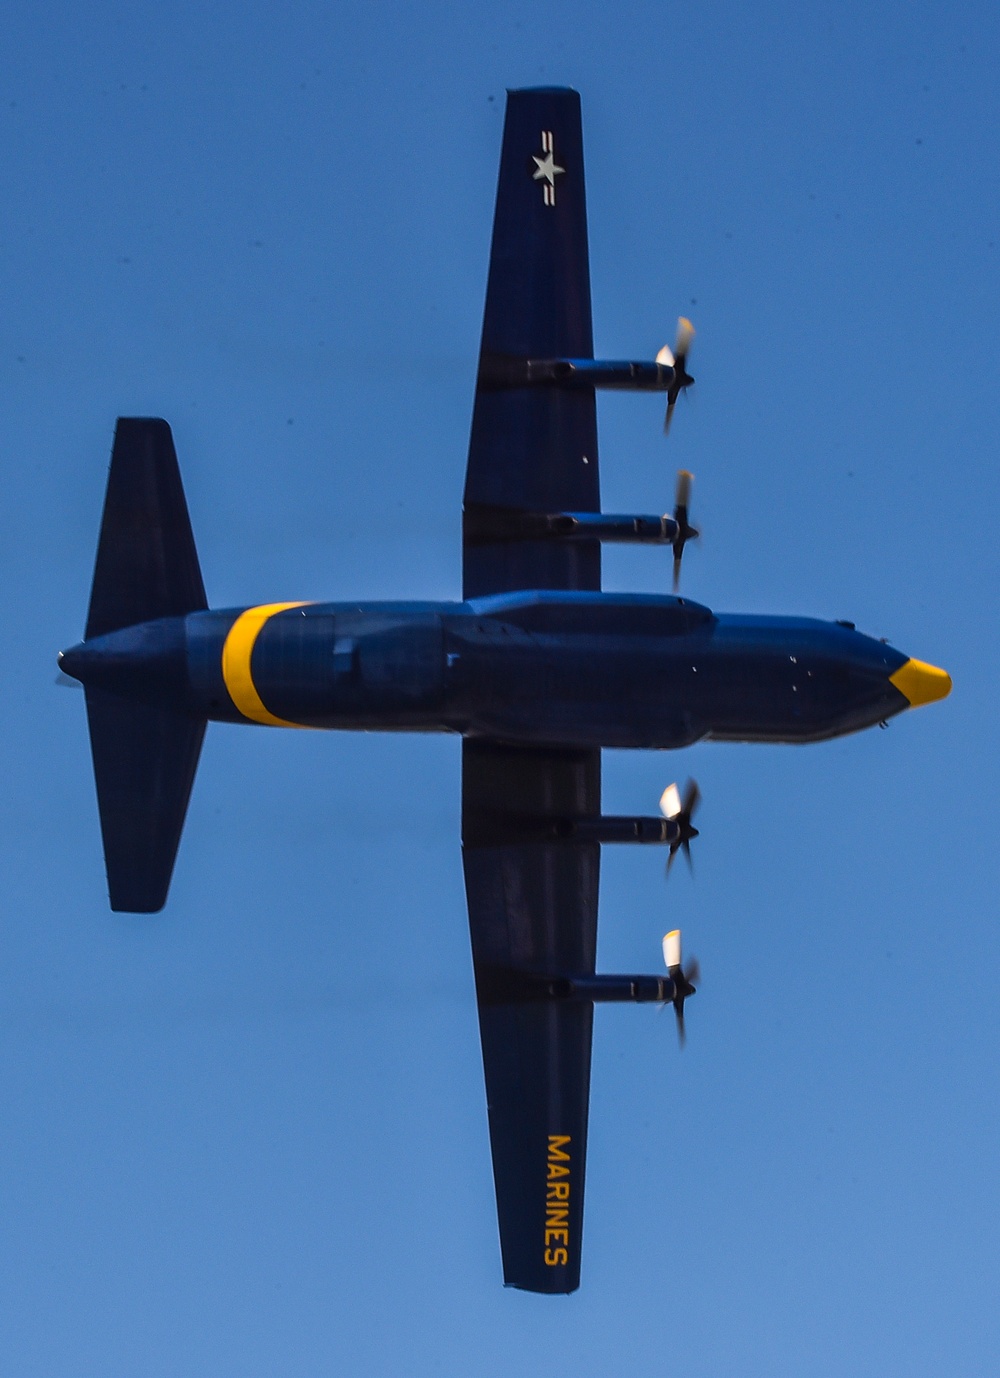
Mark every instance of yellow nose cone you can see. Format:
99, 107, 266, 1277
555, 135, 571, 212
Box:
889, 658, 953, 708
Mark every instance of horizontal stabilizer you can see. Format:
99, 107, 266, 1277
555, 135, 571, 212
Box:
85, 688, 205, 913
86, 419, 206, 641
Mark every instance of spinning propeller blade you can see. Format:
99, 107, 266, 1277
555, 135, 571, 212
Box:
659, 778, 700, 876
662, 928, 700, 1048
671, 469, 699, 591
660, 317, 695, 435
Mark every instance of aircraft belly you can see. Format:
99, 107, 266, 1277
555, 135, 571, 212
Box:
179, 602, 910, 745
453, 623, 908, 747
456, 641, 705, 748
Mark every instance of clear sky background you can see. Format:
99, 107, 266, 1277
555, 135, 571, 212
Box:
3, 1, 998, 1373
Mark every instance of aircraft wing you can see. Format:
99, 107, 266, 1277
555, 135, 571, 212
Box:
462, 739, 600, 1293
463, 87, 601, 598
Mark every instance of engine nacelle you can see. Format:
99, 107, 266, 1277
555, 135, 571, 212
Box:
463, 506, 680, 546
477, 353, 677, 392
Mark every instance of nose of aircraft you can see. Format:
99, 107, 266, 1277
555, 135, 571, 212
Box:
889, 657, 952, 709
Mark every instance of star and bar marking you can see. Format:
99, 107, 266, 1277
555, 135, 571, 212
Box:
532, 130, 565, 206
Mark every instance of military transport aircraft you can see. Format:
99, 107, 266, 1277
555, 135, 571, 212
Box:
59, 88, 951, 1293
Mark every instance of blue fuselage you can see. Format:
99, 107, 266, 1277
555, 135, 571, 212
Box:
62, 591, 915, 748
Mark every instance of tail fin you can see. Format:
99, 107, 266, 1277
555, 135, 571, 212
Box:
86, 418, 207, 640
83, 419, 208, 912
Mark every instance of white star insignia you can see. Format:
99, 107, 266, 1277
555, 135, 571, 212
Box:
532, 131, 565, 205
532, 151, 564, 186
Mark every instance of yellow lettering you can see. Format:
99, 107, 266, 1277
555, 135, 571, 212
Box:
544, 1135, 571, 1267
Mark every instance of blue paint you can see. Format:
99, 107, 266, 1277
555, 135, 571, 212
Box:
62, 592, 910, 747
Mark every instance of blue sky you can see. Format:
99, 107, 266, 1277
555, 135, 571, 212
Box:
3, 1, 998, 1373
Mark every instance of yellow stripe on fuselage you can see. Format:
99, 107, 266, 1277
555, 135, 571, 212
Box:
221, 602, 310, 726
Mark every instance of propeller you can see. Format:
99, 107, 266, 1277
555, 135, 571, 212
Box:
671, 468, 699, 591
659, 778, 701, 876
655, 316, 695, 435
662, 928, 700, 1048
55, 672, 81, 688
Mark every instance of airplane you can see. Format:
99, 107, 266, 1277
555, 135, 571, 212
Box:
58, 88, 951, 1294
